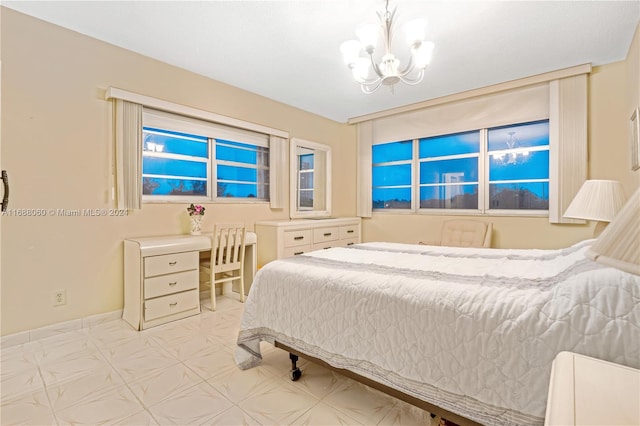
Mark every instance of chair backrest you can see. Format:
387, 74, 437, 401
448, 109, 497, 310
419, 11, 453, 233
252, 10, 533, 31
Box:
211, 223, 246, 273
440, 220, 492, 248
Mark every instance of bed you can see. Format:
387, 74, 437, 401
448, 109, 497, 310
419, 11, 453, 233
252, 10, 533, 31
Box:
235, 239, 640, 425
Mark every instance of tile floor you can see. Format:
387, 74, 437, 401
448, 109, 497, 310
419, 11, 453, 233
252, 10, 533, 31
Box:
1, 296, 439, 425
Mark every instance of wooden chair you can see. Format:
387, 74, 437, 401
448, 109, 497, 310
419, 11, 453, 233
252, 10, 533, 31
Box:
200, 223, 246, 311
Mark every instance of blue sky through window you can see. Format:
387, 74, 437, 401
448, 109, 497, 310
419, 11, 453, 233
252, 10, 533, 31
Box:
143, 127, 208, 158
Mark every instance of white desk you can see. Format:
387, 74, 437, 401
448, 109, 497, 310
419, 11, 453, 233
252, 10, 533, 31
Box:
545, 352, 640, 426
123, 232, 256, 330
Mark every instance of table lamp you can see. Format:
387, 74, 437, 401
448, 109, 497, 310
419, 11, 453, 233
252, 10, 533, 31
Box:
586, 188, 640, 275
563, 180, 626, 237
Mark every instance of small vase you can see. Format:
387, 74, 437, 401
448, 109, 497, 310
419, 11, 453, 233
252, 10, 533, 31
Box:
190, 215, 202, 235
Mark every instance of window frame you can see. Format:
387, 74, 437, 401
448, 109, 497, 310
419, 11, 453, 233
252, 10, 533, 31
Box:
372, 120, 550, 217
142, 109, 270, 204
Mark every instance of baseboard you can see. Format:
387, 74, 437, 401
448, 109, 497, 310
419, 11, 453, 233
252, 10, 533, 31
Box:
1, 309, 123, 349
2, 287, 238, 349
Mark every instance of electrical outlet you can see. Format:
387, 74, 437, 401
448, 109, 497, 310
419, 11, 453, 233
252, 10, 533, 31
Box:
53, 290, 66, 306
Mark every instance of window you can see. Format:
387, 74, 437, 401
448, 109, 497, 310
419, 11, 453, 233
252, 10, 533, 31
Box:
142, 110, 270, 202
419, 131, 480, 209
216, 140, 269, 199
372, 140, 413, 209
297, 151, 314, 209
487, 121, 549, 210
372, 120, 549, 214
142, 128, 209, 196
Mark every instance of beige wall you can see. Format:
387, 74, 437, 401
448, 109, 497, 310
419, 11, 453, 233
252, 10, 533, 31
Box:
0, 8, 355, 335
362, 24, 640, 249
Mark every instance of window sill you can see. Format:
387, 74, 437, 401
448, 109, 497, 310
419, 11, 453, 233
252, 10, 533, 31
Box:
372, 209, 549, 218
143, 198, 270, 205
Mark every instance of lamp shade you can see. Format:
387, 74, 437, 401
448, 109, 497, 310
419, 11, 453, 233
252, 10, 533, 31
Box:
586, 188, 640, 275
563, 180, 626, 222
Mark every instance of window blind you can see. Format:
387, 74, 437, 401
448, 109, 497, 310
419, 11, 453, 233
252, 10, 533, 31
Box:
114, 99, 143, 210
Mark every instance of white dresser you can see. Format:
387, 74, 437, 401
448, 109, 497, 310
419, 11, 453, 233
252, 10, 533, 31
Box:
255, 217, 361, 267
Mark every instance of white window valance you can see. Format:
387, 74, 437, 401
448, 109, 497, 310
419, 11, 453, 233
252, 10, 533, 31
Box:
371, 84, 549, 145
106, 87, 289, 139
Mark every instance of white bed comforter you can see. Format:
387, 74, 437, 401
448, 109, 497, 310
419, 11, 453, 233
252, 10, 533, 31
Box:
235, 240, 640, 425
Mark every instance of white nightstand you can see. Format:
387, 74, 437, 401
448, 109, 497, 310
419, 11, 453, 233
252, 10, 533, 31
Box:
545, 351, 640, 425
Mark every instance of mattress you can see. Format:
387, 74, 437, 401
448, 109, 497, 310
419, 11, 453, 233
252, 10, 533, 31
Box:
235, 240, 640, 425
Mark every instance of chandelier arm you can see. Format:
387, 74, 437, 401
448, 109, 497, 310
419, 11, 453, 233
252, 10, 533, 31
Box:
351, 67, 383, 86
361, 80, 385, 94
398, 68, 425, 86
369, 53, 385, 79
397, 55, 415, 77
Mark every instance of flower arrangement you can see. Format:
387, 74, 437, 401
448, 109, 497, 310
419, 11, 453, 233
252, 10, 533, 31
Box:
187, 203, 205, 216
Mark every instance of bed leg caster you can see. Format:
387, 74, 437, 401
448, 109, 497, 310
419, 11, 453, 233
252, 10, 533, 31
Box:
289, 353, 302, 381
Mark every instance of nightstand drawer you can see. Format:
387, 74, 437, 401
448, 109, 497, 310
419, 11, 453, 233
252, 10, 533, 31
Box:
144, 289, 199, 321
144, 270, 198, 299
313, 227, 339, 243
144, 252, 198, 278
284, 230, 312, 247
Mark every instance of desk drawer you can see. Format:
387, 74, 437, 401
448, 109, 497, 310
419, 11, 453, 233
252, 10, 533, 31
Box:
144, 270, 198, 299
144, 289, 199, 322
144, 252, 198, 278
313, 227, 339, 244
340, 225, 359, 240
284, 230, 312, 247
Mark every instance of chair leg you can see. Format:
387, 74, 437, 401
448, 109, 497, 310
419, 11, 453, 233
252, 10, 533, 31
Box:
239, 274, 245, 303
211, 281, 216, 311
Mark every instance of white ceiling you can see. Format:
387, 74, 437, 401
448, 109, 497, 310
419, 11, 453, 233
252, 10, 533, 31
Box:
4, 1, 639, 123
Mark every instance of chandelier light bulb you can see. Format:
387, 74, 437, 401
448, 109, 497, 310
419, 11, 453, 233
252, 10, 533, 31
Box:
412, 41, 435, 68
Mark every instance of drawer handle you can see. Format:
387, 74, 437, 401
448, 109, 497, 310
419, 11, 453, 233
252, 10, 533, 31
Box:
347, 230, 354, 233
294, 251, 304, 255
170, 302, 178, 308
323, 246, 331, 250
168, 261, 177, 266
347, 242, 354, 246
323, 232, 332, 236
168, 281, 177, 287
294, 236, 304, 240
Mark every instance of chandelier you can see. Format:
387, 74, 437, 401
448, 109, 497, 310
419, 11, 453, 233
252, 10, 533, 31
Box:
340, 0, 435, 94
